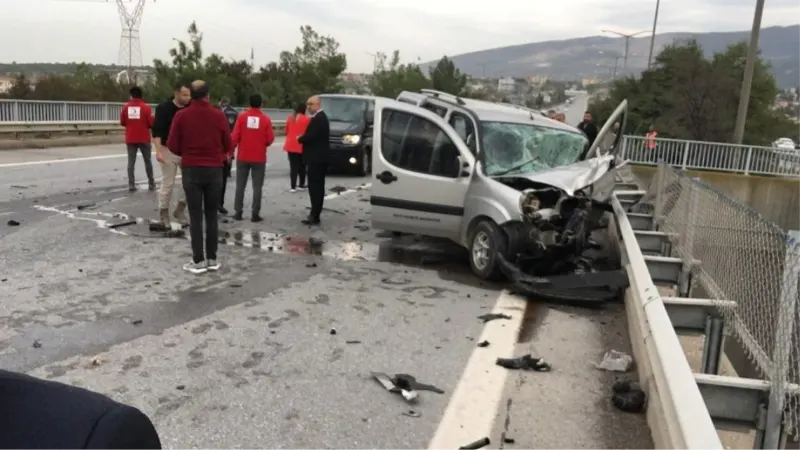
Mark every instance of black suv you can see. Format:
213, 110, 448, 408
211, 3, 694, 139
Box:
319, 94, 374, 176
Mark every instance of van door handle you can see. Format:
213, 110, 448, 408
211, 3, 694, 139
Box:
375, 171, 397, 184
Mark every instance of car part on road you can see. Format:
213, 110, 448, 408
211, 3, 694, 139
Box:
7, 219, 20, 226
595, 349, 633, 372
458, 437, 491, 449
401, 409, 420, 418
477, 340, 490, 347
107, 220, 137, 229
392, 374, 444, 394
611, 379, 646, 413
495, 354, 551, 371
477, 313, 511, 323
468, 220, 508, 280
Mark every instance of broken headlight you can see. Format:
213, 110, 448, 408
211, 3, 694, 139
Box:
519, 189, 540, 220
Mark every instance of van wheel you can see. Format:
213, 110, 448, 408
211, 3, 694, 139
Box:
356, 148, 370, 176
468, 220, 507, 281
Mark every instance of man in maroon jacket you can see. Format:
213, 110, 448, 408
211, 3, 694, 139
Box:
167, 80, 233, 274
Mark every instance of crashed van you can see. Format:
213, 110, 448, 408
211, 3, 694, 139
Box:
370, 89, 627, 281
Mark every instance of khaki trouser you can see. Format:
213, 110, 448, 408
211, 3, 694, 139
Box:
158, 147, 184, 209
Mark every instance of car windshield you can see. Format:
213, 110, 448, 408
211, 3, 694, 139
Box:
480, 121, 589, 176
320, 97, 368, 123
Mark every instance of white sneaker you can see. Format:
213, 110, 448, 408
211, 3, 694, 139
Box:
207, 259, 221, 271
183, 260, 207, 274
290, 189, 296, 193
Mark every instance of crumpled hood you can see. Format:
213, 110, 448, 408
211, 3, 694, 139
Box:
493, 155, 615, 196
329, 121, 363, 135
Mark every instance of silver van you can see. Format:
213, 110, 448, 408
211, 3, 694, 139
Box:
370, 90, 627, 279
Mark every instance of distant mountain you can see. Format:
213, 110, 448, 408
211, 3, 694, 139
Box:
0, 62, 153, 77
421, 25, 800, 89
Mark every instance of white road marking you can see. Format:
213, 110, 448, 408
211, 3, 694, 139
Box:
0, 154, 127, 168
428, 291, 527, 449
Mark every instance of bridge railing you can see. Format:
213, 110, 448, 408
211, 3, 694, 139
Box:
632, 163, 800, 445
0, 99, 293, 123
621, 135, 800, 177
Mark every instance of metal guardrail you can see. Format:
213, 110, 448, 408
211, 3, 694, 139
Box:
0, 99, 293, 123
630, 163, 800, 447
0, 120, 288, 136
610, 183, 723, 448
621, 135, 800, 177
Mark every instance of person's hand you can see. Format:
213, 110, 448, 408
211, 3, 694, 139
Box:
155, 151, 165, 163
296, 135, 302, 142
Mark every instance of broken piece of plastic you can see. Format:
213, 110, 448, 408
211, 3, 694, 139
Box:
459, 437, 490, 449
402, 410, 420, 418
477, 313, 511, 323
370, 371, 419, 403
595, 349, 633, 372
496, 354, 551, 371
611, 379, 646, 413
392, 374, 444, 394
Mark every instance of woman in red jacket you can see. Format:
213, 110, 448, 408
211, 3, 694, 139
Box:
283, 103, 311, 192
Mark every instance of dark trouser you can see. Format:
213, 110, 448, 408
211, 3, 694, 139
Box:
126, 143, 155, 186
234, 161, 266, 215
220, 160, 232, 207
288, 153, 306, 189
182, 166, 223, 263
306, 162, 327, 220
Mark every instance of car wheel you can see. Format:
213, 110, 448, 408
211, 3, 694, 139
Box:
356, 148, 370, 176
468, 220, 507, 281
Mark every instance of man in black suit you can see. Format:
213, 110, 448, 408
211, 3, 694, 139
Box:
298, 95, 330, 226
0, 369, 161, 449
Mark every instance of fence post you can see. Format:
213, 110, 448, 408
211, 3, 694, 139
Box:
680, 141, 691, 170
61, 103, 68, 122
761, 232, 800, 449
619, 136, 628, 160
679, 178, 700, 297
744, 147, 753, 175
12, 101, 19, 122
653, 163, 666, 231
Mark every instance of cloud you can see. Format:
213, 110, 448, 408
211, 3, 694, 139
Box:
0, 0, 796, 73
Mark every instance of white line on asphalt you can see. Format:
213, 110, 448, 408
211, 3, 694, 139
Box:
428, 291, 527, 449
0, 154, 126, 168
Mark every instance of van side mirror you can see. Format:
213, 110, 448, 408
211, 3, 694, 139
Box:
456, 156, 472, 178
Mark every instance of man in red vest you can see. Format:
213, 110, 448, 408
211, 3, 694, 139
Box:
231, 94, 275, 222
120, 86, 155, 192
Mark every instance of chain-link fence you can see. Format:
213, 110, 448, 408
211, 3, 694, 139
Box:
631, 163, 800, 439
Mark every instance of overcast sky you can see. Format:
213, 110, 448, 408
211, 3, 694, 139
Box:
0, 0, 798, 73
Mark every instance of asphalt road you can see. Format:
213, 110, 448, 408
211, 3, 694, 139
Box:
0, 96, 651, 449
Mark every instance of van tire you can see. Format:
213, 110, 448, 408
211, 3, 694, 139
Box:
468, 219, 507, 281
356, 147, 371, 176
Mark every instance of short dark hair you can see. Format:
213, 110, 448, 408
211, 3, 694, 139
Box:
190, 82, 209, 100
173, 81, 189, 92
129, 86, 143, 98
249, 94, 262, 108
295, 102, 307, 114
220, 96, 231, 105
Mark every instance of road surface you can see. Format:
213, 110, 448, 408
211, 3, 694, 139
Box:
0, 96, 650, 448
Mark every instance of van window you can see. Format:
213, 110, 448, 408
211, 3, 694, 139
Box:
449, 112, 477, 154
381, 109, 461, 178
421, 103, 447, 117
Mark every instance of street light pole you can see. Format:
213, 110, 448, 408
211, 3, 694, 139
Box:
603, 29, 649, 72
647, 0, 661, 69
732, 0, 766, 145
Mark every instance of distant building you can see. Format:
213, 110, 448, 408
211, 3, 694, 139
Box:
497, 77, 515, 93
0, 75, 13, 93
525, 75, 548, 86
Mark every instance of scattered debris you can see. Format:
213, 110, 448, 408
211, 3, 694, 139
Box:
611, 379, 646, 413
7, 220, 20, 226
131, 319, 143, 326
305, 263, 317, 268
76, 203, 97, 210
478, 313, 511, 323
164, 229, 185, 238
503, 437, 516, 444
108, 220, 137, 229
329, 328, 337, 335
329, 186, 348, 194
176, 385, 185, 390
148, 222, 169, 232
595, 349, 633, 372
477, 340, 490, 347
496, 355, 551, 372
32, 340, 42, 349
345, 340, 361, 344
90, 357, 103, 366
230, 283, 242, 288
402, 410, 421, 418
392, 374, 444, 394
371, 371, 418, 403
459, 437, 490, 449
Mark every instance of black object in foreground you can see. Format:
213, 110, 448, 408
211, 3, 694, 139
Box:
496, 354, 551, 371
611, 379, 646, 413
459, 437, 490, 449
477, 313, 511, 323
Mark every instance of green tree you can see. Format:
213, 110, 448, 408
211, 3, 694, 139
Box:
8, 73, 33, 99
589, 40, 796, 145
369, 50, 430, 98
429, 56, 467, 95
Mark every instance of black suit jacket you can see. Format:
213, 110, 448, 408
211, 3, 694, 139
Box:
298, 110, 330, 165
0, 370, 161, 449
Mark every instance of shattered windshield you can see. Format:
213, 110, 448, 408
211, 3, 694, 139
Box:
320, 97, 368, 123
481, 121, 589, 177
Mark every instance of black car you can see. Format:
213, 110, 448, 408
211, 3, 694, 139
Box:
319, 94, 374, 176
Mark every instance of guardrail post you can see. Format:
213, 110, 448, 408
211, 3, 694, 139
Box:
653, 163, 666, 231
61, 103, 68, 122
680, 141, 691, 170
12, 101, 19, 122
744, 147, 753, 175
700, 315, 724, 374
678, 178, 700, 297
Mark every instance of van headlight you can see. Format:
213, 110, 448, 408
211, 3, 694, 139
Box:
342, 134, 360, 145
519, 189, 540, 219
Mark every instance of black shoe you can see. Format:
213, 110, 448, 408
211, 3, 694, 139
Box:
301, 216, 320, 226
233, 212, 243, 221
218, 206, 228, 215
148, 182, 156, 191
128, 185, 137, 192
298, 184, 307, 190
251, 214, 263, 223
